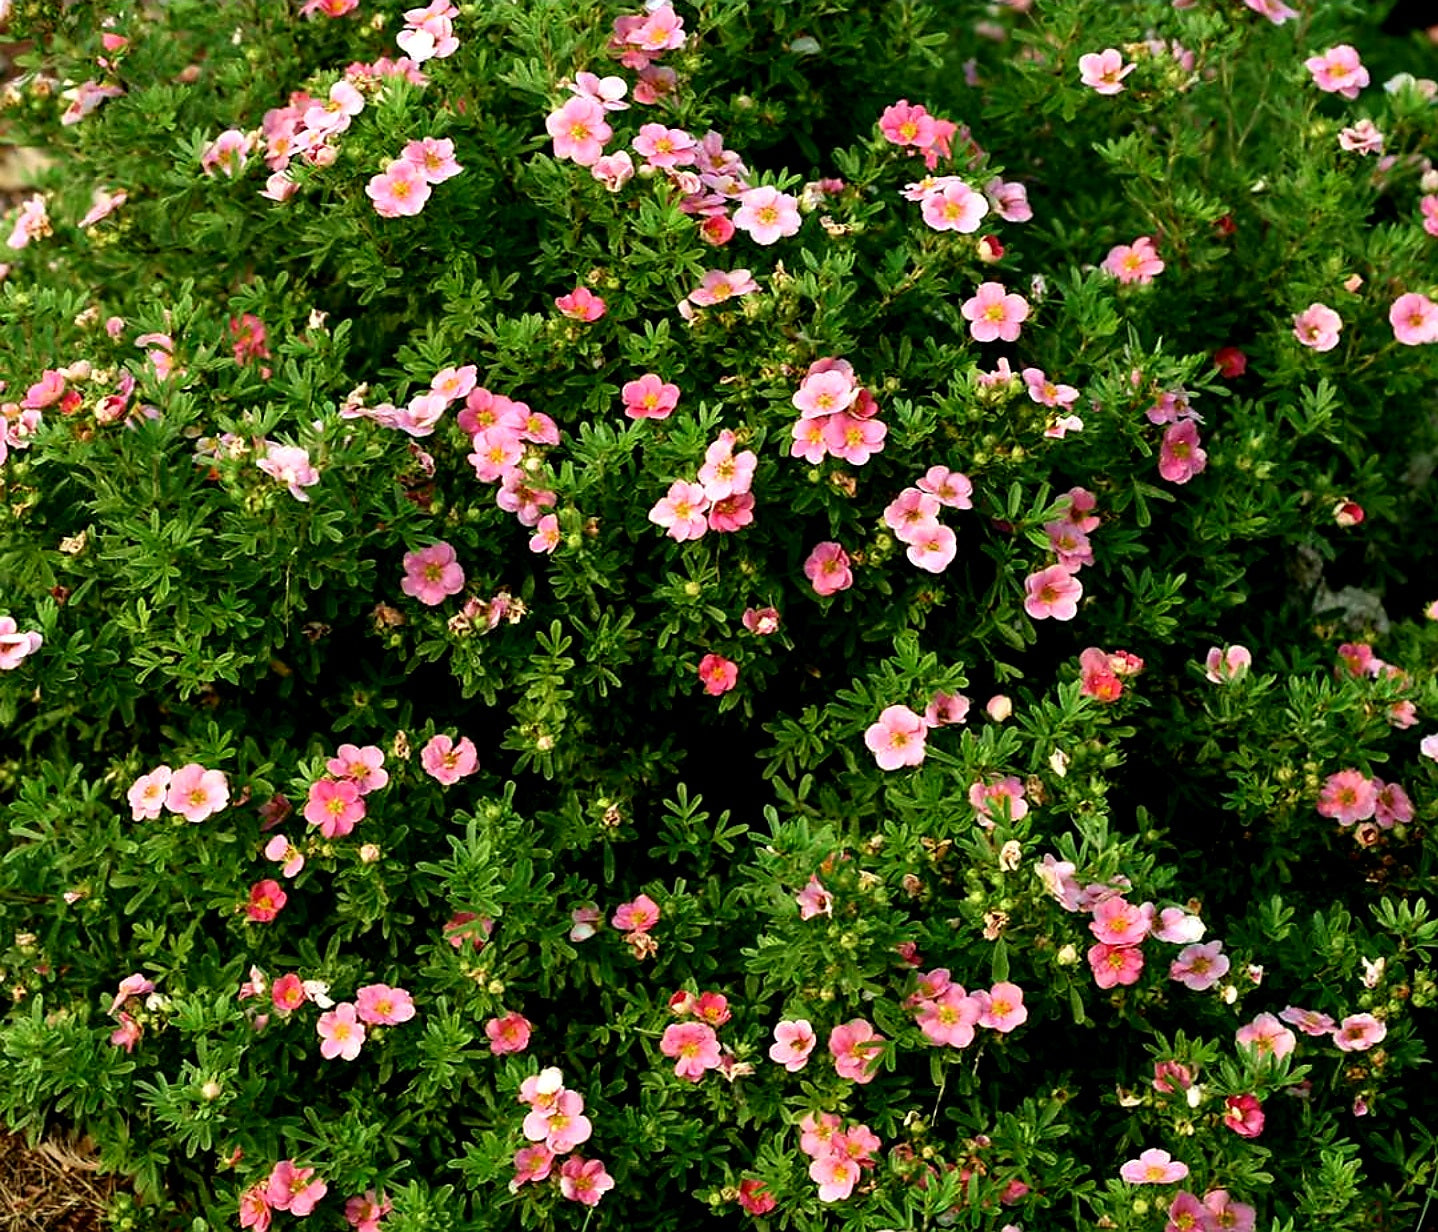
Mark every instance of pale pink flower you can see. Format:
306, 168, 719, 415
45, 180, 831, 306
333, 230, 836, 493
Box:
1090, 896, 1152, 946
569, 71, 629, 111
1023, 367, 1079, 408
1244, 0, 1298, 23
1203, 1191, 1256, 1232
688, 268, 759, 306
829, 1019, 885, 1083
625, 3, 686, 52
633, 122, 696, 168
429, 365, 476, 405
344, 1189, 392, 1232
524, 1090, 592, 1152
742, 606, 781, 635
239, 1184, 272, 1231
403, 136, 463, 183
793, 369, 858, 418
366, 159, 431, 218
823, 411, 887, 464
1204, 645, 1252, 683
917, 465, 973, 508
1373, 779, 1413, 828
263, 833, 305, 879
128, 766, 173, 820
622, 373, 680, 419
1079, 49, 1136, 95
884, 488, 942, 543
612, 893, 660, 932
921, 180, 989, 232
697, 430, 757, 500
108, 973, 157, 1016
961, 281, 1029, 342
317, 1002, 366, 1060
809, 1155, 860, 1203
201, 129, 253, 177
648, 480, 710, 542
1103, 236, 1165, 284
925, 692, 970, 727
327, 744, 388, 795
5, 195, 49, 250
555, 286, 606, 321
1305, 45, 1369, 100
734, 186, 801, 245
804, 541, 853, 596
467, 427, 524, 482
1158, 420, 1207, 484
1390, 292, 1438, 345
1333, 1012, 1386, 1051
266, 1161, 328, 1216
355, 983, 415, 1026
790, 417, 829, 462
1316, 769, 1377, 825
1154, 907, 1205, 944
1421, 195, 1438, 238
1236, 1012, 1296, 1061
1280, 1006, 1337, 1036
707, 492, 755, 533
591, 150, 636, 191
165, 763, 229, 823
78, 187, 128, 228
61, 79, 125, 126
795, 875, 832, 920
1089, 942, 1144, 988
1119, 1149, 1189, 1185
865, 705, 928, 770
1024, 565, 1082, 620
1169, 940, 1229, 991
660, 1021, 722, 1080
401, 542, 465, 606
916, 985, 982, 1047
559, 1157, 613, 1206
1338, 119, 1384, 154
420, 734, 478, 785
985, 177, 1033, 222
529, 514, 561, 555
977, 982, 1028, 1032
257, 443, 321, 501
109, 1012, 142, 1052
1293, 303, 1342, 351
545, 96, 612, 166
769, 1019, 817, 1071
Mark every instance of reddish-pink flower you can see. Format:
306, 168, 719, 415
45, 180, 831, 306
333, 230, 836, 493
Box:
1158, 420, 1207, 484
737, 1178, 776, 1215
697, 653, 739, 696
612, 893, 660, 933
558, 1157, 614, 1206
486, 1011, 533, 1054
660, 1021, 722, 1080
1223, 1093, 1265, 1138
1089, 942, 1145, 989
555, 286, 606, 322
246, 878, 287, 923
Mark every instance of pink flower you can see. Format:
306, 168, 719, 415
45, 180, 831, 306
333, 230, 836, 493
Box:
1294, 303, 1342, 351
1203, 1191, 1256, 1232
809, 1155, 861, 1203
865, 705, 928, 770
403, 136, 463, 183
1305, 45, 1370, 100
401, 542, 464, 606
917, 465, 974, 508
1390, 292, 1438, 345
921, 180, 989, 232
649, 480, 710, 542
256, 443, 321, 501
164, 763, 229, 823
555, 286, 606, 322
109, 1012, 142, 1052
828, 1019, 885, 1083
1333, 1012, 1386, 1051
925, 692, 971, 726
977, 982, 1028, 1032
1079, 48, 1136, 95
559, 1157, 614, 1206
485, 1011, 532, 1054
317, 1002, 366, 1060
1373, 779, 1413, 828
1236, 1012, 1296, 1061
1158, 420, 1208, 484
467, 426, 524, 482
742, 606, 781, 635
246, 879, 286, 923
880, 100, 938, 147
267, 1161, 328, 1216
239, 1184, 272, 1231
1119, 1148, 1189, 1185
127, 766, 173, 820
916, 984, 982, 1047
687, 268, 760, 306
969, 777, 1028, 825
264, 834, 304, 878
1223, 1093, 1265, 1138
707, 492, 755, 533
1152, 1060, 1193, 1093
591, 150, 635, 191
1090, 896, 1152, 947
420, 734, 478, 785
546, 96, 612, 166
1279, 1005, 1336, 1036
1316, 769, 1377, 824
1338, 119, 1384, 154
633, 122, 696, 168
612, 893, 660, 932
344, 1189, 392, 1232
327, 744, 388, 795
823, 412, 887, 464
201, 129, 253, 177
905, 523, 957, 572
1244, 0, 1298, 22
304, 777, 365, 838
1023, 565, 1083, 621
985, 177, 1033, 222
733, 185, 801, 245
1023, 367, 1079, 409
1204, 645, 1252, 683
793, 369, 858, 418
804, 541, 853, 596
1103, 236, 1165, 284
961, 281, 1029, 342
1088, 942, 1145, 989
366, 159, 431, 218
1170, 941, 1230, 991
697, 653, 738, 696
445, 912, 494, 951
622, 373, 680, 419
108, 973, 156, 1016
769, 1019, 817, 1071
355, 983, 415, 1026
5, 194, 50, 250
737, 1179, 776, 1215
1421, 195, 1438, 238
795, 875, 832, 920
272, 973, 307, 1013
569, 71, 629, 111
511, 1145, 554, 1187
697, 430, 757, 500
660, 1021, 722, 1080
529, 514, 561, 555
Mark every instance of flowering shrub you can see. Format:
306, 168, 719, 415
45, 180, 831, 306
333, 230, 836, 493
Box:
1, 0, 1437, 1230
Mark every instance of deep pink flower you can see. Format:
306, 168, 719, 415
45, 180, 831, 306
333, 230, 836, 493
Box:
829, 1019, 885, 1082
961, 281, 1029, 342
916, 985, 982, 1047
1223, 1093, 1265, 1137
327, 744, 388, 795
246, 878, 287, 923
660, 1021, 722, 1080
737, 1178, 777, 1215
511, 1145, 554, 1187
1090, 896, 1151, 946
486, 1011, 533, 1054
865, 705, 928, 770
271, 973, 307, 1013
1089, 942, 1144, 989
698, 653, 738, 696
555, 286, 606, 322
1158, 420, 1208, 484
1079, 49, 1135, 95
165, 763, 230, 823
1024, 565, 1083, 620
1305, 45, 1369, 100
1153, 1060, 1194, 1093
559, 1157, 614, 1206
612, 893, 660, 933
401, 542, 464, 606
420, 734, 478, 785
239, 1184, 272, 1231
304, 777, 365, 838
804, 541, 853, 596
880, 100, 938, 147
1390, 292, 1438, 345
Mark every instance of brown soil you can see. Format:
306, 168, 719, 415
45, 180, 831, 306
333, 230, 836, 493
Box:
0, 1131, 113, 1232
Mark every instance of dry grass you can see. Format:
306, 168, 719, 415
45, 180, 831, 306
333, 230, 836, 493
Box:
0, 1131, 113, 1232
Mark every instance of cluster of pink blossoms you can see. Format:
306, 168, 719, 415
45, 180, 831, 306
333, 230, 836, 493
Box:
799, 1112, 882, 1203
454, 384, 562, 546
878, 98, 967, 170
1140, 378, 1207, 486
908, 969, 1029, 1047
127, 762, 230, 823
238, 1160, 330, 1231
660, 990, 737, 1080
366, 136, 463, 218
863, 688, 971, 771
1316, 768, 1412, 832
512, 1068, 614, 1206
1336, 641, 1418, 728
1153, 1188, 1256, 1232
317, 984, 417, 1062
299, 743, 388, 840
1024, 487, 1103, 621
1078, 646, 1144, 702
647, 428, 758, 541
1241, 1006, 1387, 1057
0, 615, 42, 670
789, 357, 887, 466
883, 465, 973, 573
1024, 366, 1082, 438
396, 0, 460, 63
106, 972, 156, 1052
